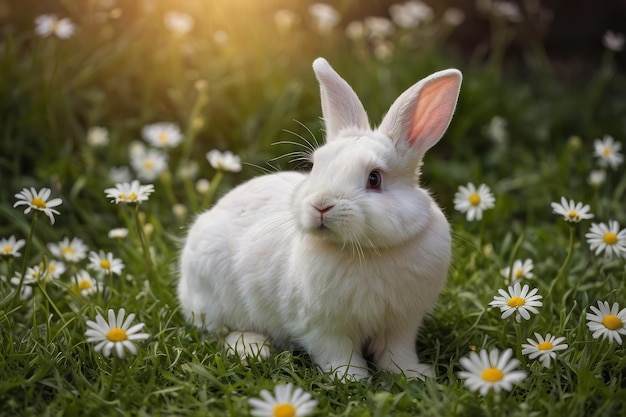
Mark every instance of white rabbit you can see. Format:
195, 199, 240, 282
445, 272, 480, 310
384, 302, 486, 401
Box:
178, 58, 462, 380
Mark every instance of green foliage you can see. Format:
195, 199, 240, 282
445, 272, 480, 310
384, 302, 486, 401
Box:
1, 0, 625, 416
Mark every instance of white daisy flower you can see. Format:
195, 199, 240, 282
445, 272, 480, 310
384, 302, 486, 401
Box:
131, 148, 168, 181
500, 258, 534, 284
585, 220, 626, 260
85, 308, 150, 358
345, 21, 365, 40
86, 126, 109, 147
588, 169, 606, 187
141, 122, 183, 149
248, 383, 318, 417
550, 196, 594, 223
71, 270, 103, 296
586, 301, 626, 344
47, 236, 89, 263
443, 8, 465, 26
603, 31, 625, 52
108, 228, 129, 239
489, 282, 543, 323
521, 333, 568, 368
11, 265, 54, 286
491, 1, 523, 23
163, 11, 194, 36
35, 14, 76, 39
453, 183, 496, 221
308, 3, 341, 34
363, 17, 395, 40
274, 9, 300, 33
389, 0, 434, 29
1, 235, 26, 257
88, 250, 125, 276
104, 180, 155, 204
14, 187, 63, 224
39, 260, 66, 280
109, 166, 133, 184
593, 135, 623, 169
457, 348, 527, 395
206, 149, 242, 173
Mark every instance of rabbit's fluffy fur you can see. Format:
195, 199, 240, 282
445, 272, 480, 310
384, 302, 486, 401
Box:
179, 58, 462, 380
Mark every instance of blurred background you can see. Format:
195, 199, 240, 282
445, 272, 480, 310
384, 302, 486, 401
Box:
0, 0, 625, 237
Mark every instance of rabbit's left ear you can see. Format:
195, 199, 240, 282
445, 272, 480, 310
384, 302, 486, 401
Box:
378, 69, 462, 158
313, 58, 370, 141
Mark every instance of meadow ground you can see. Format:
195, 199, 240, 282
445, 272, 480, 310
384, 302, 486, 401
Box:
1, 1, 625, 416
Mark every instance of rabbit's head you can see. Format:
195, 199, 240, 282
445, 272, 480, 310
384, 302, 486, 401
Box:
294, 58, 462, 249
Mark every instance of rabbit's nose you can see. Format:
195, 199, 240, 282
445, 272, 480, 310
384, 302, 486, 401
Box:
313, 204, 334, 214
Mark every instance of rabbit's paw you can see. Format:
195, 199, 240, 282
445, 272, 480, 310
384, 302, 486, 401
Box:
225, 331, 271, 363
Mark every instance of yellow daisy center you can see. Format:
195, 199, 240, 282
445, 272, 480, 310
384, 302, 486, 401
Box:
78, 279, 93, 290
507, 296, 525, 308
32, 197, 47, 209
100, 259, 111, 270
128, 192, 137, 201
62, 247, 75, 255
537, 341, 553, 350
481, 367, 504, 382
603, 315, 623, 330
603, 148, 612, 157
143, 160, 155, 170
515, 268, 524, 278
567, 210, 578, 220
107, 327, 128, 342
603, 232, 618, 245
273, 404, 296, 417
158, 132, 168, 143
468, 193, 481, 206
3, 245, 13, 253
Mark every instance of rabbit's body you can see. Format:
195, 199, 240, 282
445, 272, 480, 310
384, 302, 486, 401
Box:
179, 58, 462, 380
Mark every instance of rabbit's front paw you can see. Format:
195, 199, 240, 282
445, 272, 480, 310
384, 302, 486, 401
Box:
225, 331, 271, 363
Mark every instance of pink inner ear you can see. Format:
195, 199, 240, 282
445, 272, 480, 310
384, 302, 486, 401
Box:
408, 76, 460, 149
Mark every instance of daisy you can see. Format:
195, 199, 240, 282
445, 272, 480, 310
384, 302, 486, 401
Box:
603, 31, 625, 52
141, 122, 183, 149
39, 260, 66, 280
1, 235, 26, 257
489, 282, 543, 323
500, 259, 534, 283
308, 3, 341, 34
274, 9, 300, 33
14, 187, 63, 224
586, 301, 626, 344
11, 265, 52, 286
88, 250, 125, 276
163, 11, 194, 36
47, 237, 89, 263
585, 220, 626, 260
457, 348, 527, 395
105, 180, 155, 204
131, 148, 168, 181
108, 228, 129, 239
453, 183, 496, 221
521, 333, 568, 368
206, 149, 242, 173
86, 126, 109, 147
248, 383, 318, 417
71, 270, 103, 296
389, 1, 434, 29
109, 166, 133, 184
550, 196, 594, 223
85, 308, 150, 358
588, 170, 606, 187
443, 8, 465, 26
593, 135, 623, 169
35, 14, 76, 39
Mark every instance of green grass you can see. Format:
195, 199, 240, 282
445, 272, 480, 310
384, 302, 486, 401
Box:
1, 1, 626, 416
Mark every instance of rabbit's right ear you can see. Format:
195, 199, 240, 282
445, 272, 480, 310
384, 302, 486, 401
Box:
313, 58, 370, 141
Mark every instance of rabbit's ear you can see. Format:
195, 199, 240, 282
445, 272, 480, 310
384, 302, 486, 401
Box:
313, 58, 370, 141
378, 69, 462, 158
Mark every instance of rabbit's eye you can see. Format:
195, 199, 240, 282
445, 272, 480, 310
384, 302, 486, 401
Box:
367, 170, 382, 190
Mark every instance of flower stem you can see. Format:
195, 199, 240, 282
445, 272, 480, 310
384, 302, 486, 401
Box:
12, 213, 39, 307
550, 224, 576, 298
204, 170, 224, 208
105, 357, 119, 400
133, 204, 154, 277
